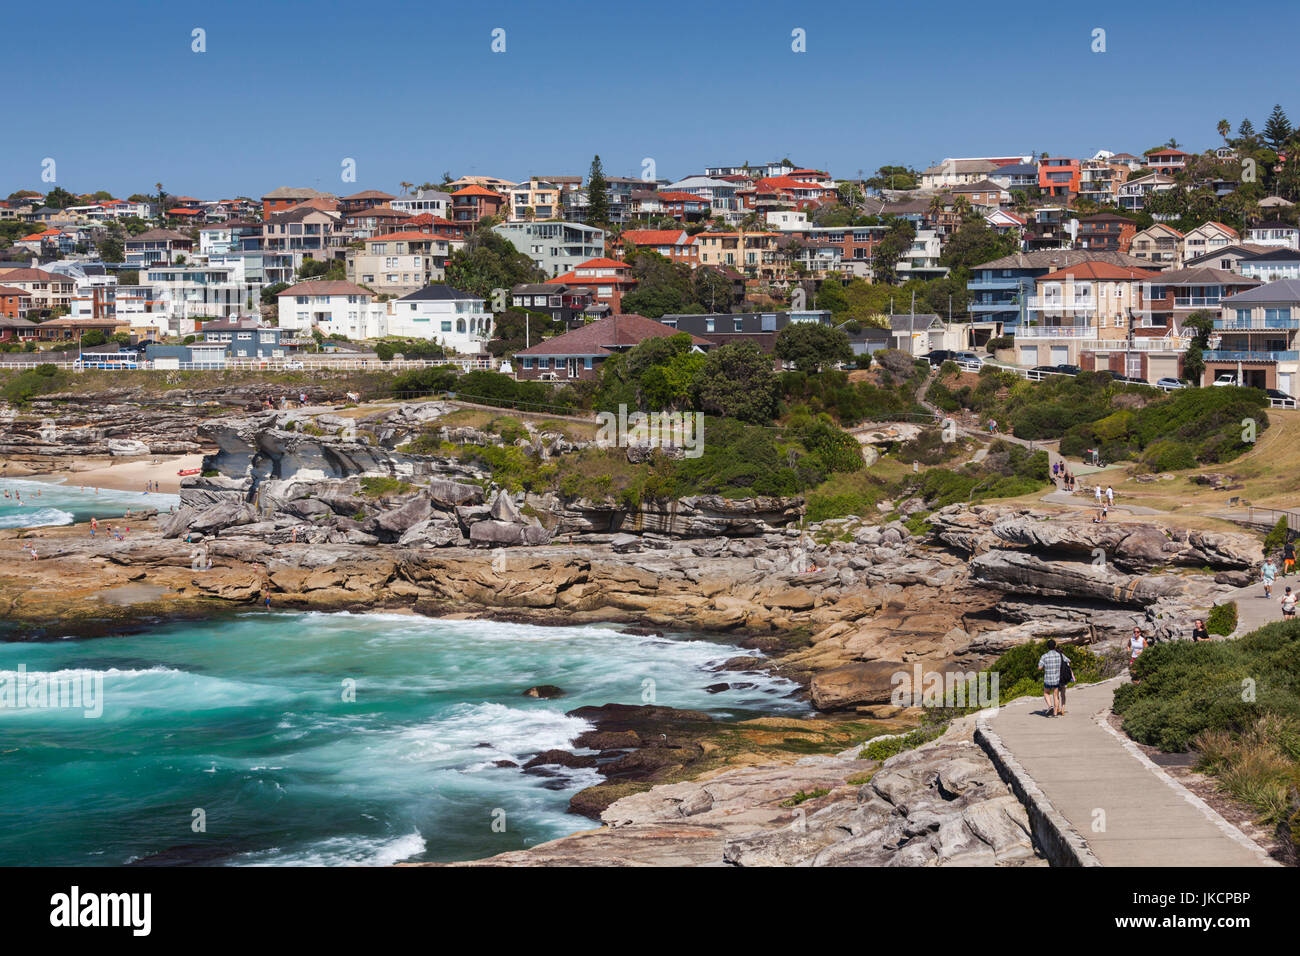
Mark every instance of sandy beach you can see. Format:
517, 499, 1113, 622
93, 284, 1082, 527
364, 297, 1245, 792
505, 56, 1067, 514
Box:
23, 454, 204, 494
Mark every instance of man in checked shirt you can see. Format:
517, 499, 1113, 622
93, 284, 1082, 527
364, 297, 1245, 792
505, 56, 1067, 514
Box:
1037, 639, 1067, 717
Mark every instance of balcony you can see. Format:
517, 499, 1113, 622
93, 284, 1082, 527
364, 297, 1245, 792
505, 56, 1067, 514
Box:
967, 277, 1022, 289
1017, 325, 1094, 338
1214, 317, 1300, 330
1027, 296, 1096, 310
1173, 297, 1223, 307
1204, 349, 1300, 362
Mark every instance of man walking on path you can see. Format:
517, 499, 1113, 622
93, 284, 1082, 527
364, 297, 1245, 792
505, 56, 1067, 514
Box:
1105, 485, 1114, 507
1284, 540, 1295, 577
1262, 557, 1278, 598
1037, 639, 1067, 717
1094, 484, 1103, 505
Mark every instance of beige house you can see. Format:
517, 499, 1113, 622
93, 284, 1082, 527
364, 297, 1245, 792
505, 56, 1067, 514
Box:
1181, 222, 1239, 265
1018, 262, 1159, 367
695, 231, 789, 281
1129, 224, 1184, 269
920, 158, 999, 190
0, 267, 77, 313
508, 178, 565, 221
346, 231, 454, 297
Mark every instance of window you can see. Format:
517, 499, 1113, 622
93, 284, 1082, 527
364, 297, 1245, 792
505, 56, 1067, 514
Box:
706, 318, 715, 332
441, 321, 452, 332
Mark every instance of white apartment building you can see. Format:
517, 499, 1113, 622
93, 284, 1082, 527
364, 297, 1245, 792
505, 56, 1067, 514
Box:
389, 189, 451, 218
387, 285, 493, 354
276, 280, 386, 339
347, 231, 452, 297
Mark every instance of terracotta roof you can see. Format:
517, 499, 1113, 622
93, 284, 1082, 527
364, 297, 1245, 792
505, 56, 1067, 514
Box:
277, 280, 372, 297
365, 231, 450, 243
621, 230, 693, 245
0, 267, 63, 282
452, 185, 502, 198
654, 192, 707, 202
1038, 262, 1158, 281
1199, 221, 1240, 238
570, 257, 630, 270
515, 313, 711, 356
0, 285, 31, 296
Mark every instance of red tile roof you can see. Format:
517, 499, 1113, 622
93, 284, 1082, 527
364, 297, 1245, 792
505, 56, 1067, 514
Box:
365, 231, 451, 243
452, 185, 502, 197
621, 230, 693, 246
1038, 262, 1158, 281
515, 313, 711, 356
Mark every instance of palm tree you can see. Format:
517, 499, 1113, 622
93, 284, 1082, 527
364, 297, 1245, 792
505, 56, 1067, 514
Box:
1217, 119, 1231, 143
399, 181, 414, 195
953, 195, 973, 220
928, 194, 946, 222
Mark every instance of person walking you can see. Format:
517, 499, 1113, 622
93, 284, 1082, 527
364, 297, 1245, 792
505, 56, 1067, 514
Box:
1262, 557, 1278, 598
1037, 639, 1067, 717
1128, 626, 1147, 683
1284, 540, 1295, 577
1192, 618, 1211, 642
1105, 485, 1114, 507
1282, 586, 1297, 620
1094, 484, 1103, 505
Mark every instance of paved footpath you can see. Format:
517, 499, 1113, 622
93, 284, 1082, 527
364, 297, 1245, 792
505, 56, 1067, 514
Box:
982, 678, 1276, 866
1224, 573, 1294, 636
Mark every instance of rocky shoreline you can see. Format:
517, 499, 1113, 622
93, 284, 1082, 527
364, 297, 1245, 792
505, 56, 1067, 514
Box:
0, 397, 1268, 866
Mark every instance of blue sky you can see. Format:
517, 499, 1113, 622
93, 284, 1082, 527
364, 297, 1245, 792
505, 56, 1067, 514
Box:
6, 0, 1297, 198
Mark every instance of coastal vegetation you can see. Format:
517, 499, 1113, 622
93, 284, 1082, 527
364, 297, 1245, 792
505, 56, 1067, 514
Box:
927, 364, 1270, 469
1113, 619, 1300, 854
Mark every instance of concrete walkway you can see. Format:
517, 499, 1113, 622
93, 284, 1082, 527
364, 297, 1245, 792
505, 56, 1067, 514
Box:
981, 678, 1276, 866
1223, 573, 1295, 636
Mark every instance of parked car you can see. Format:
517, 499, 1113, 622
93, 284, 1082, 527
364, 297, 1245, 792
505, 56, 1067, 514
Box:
284, 360, 304, 370
925, 349, 957, 367
1212, 373, 1240, 386
1155, 377, 1187, 389
1054, 364, 1081, 375
1027, 364, 1061, 380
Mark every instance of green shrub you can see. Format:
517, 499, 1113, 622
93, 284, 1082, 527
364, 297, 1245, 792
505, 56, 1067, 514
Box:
1113, 620, 1300, 752
1265, 516, 1289, 552
1141, 439, 1197, 473
359, 476, 413, 498
984, 640, 1105, 703
1207, 601, 1237, 636
860, 725, 945, 761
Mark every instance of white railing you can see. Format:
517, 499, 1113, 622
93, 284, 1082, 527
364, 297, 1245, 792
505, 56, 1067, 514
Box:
0, 357, 495, 373
1016, 326, 1095, 338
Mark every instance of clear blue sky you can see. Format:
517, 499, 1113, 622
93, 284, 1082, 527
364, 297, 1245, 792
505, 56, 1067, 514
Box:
6, 0, 1297, 198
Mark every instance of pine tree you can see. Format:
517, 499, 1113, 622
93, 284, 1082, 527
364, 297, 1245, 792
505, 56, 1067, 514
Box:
1237, 118, 1256, 143
586, 155, 609, 226
1264, 104, 1292, 150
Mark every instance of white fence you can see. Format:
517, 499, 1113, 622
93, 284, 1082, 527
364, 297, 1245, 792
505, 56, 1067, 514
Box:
0, 357, 496, 373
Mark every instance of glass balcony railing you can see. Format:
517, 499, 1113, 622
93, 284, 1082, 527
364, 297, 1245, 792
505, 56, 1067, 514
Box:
1213, 317, 1300, 330
1204, 349, 1300, 362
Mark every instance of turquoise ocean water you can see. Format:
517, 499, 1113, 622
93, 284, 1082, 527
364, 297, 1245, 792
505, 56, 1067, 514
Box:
0, 477, 180, 529
0, 612, 803, 865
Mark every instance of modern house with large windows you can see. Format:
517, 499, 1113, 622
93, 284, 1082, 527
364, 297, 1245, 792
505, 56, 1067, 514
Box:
388, 285, 493, 354
1208, 280, 1300, 396
492, 221, 607, 278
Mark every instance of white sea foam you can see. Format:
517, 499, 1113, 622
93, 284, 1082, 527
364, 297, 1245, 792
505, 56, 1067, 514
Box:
234, 830, 427, 867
